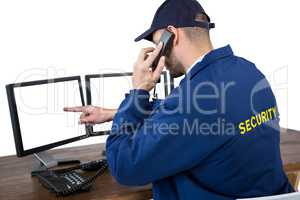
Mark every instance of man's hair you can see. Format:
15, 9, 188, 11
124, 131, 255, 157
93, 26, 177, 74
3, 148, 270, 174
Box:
182, 13, 210, 42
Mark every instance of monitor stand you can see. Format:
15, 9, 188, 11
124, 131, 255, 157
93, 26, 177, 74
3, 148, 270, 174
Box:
31, 151, 80, 176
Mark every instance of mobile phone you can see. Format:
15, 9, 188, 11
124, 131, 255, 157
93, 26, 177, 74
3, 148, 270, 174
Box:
151, 30, 175, 71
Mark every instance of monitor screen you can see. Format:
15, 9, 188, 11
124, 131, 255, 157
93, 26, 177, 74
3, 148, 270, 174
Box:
86, 72, 168, 133
6, 77, 88, 156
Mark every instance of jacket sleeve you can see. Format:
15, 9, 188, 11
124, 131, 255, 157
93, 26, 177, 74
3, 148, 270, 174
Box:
106, 89, 231, 186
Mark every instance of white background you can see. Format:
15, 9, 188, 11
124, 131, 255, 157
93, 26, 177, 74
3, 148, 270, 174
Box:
0, 0, 299, 156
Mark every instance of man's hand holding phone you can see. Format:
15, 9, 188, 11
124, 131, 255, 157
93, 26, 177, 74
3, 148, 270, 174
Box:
132, 42, 165, 91
63, 106, 117, 125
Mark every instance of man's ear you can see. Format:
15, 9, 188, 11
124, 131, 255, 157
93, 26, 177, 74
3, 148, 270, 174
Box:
167, 25, 179, 46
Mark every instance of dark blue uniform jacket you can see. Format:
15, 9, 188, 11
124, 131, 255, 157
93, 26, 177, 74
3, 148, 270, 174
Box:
106, 45, 294, 200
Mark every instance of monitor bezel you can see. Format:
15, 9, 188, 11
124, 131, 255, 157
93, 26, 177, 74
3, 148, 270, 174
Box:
6, 76, 89, 157
85, 71, 169, 136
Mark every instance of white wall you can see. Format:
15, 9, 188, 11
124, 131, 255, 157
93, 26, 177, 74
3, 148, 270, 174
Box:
0, 0, 299, 156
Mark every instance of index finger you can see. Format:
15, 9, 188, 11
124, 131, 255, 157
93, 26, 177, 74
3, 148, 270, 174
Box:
63, 106, 86, 113
137, 47, 155, 62
145, 42, 163, 66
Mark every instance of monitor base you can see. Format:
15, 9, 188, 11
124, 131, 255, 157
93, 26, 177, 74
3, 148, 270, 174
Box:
31, 152, 80, 176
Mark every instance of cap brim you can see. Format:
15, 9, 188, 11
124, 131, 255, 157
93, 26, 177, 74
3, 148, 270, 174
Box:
134, 28, 156, 42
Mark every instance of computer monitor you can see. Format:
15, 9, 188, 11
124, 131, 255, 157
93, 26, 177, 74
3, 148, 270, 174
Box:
85, 71, 169, 135
6, 76, 89, 168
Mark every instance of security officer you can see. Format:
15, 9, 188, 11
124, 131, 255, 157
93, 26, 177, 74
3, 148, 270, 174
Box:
64, 0, 294, 199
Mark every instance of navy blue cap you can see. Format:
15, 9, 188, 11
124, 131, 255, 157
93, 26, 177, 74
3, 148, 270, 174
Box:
134, 0, 215, 42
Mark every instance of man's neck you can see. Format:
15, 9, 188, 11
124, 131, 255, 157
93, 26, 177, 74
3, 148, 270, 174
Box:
183, 43, 213, 73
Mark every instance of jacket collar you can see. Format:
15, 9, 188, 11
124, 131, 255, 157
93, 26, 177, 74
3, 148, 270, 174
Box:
185, 45, 234, 80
